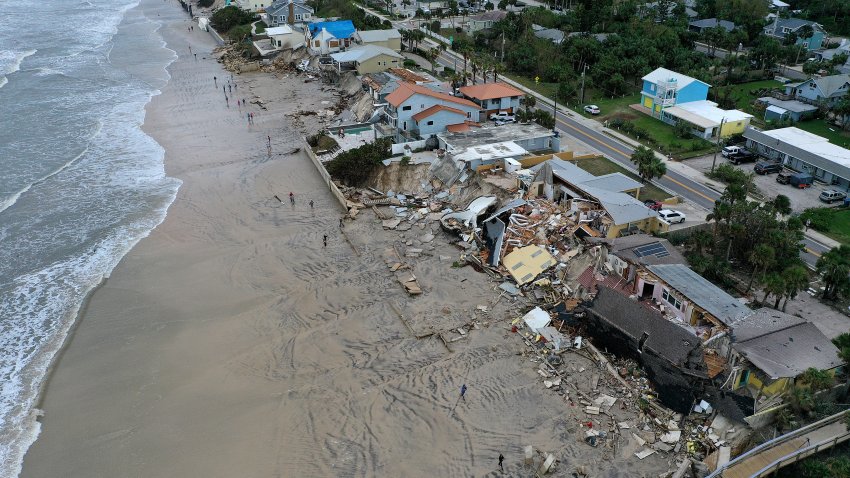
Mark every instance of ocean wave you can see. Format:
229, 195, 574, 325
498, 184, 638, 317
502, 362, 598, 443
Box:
0, 177, 180, 478
0, 126, 98, 215
0, 49, 36, 89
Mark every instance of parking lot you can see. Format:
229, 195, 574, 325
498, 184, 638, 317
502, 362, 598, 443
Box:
683, 152, 839, 213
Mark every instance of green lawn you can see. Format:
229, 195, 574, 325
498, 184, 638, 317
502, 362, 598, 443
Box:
504, 73, 559, 103
572, 156, 672, 201
795, 119, 850, 149
820, 209, 850, 246
723, 79, 783, 114
577, 92, 641, 118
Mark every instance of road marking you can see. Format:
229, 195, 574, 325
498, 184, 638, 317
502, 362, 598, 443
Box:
663, 175, 717, 203
804, 247, 822, 258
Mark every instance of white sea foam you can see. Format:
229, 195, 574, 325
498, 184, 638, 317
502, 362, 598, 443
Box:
0, 1, 181, 476
0, 180, 180, 478
0, 49, 36, 89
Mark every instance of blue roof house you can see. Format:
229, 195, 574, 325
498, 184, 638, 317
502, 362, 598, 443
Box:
306, 20, 356, 54
764, 18, 825, 51
640, 67, 710, 117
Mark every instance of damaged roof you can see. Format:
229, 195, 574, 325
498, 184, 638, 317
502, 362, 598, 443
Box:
647, 264, 752, 327
503, 245, 556, 285
588, 234, 687, 266
534, 159, 656, 225
732, 309, 843, 379
588, 287, 704, 369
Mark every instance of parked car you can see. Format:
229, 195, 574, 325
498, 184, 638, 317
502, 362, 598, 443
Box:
776, 172, 792, 184
754, 161, 782, 175
819, 189, 848, 203
721, 145, 742, 158
728, 151, 757, 165
489, 111, 516, 123
643, 199, 663, 211
658, 209, 686, 224
584, 105, 601, 115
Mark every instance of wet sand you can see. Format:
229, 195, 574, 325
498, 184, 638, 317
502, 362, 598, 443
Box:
22, 1, 670, 476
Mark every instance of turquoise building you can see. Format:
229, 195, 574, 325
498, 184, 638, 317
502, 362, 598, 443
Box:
640, 67, 710, 117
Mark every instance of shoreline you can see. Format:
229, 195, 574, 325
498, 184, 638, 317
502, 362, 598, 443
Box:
21, 1, 671, 476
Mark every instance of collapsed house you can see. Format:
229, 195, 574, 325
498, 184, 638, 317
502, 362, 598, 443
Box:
584, 287, 710, 413
528, 159, 667, 238
726, 308, 843, 411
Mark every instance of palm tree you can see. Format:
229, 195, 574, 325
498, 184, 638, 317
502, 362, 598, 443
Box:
427, 48, 439, 74
522, 94, 536, 114
630, 146, 666, 183
706, 201, 731, 242
762, 272, 785, 307
688, 230, 713, 256
816, 245, 850, 300
747, 243, 775, 293
492, 62, 504, 83
780, 265, 809, 311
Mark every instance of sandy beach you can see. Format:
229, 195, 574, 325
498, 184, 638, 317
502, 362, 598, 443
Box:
21, 1, 670, 476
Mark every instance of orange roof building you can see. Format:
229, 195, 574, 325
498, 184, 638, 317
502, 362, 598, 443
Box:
458, 82, 524, 101
457, 82, 525, 122
384, 82, 481, 138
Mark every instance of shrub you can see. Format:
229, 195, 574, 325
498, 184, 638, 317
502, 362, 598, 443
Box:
227, 24, 253, 42
326, 138, 392, 186
400, 156, 411, 165
197, 0, 214, 6
403, 59, 418, 68
674, 121, 692, 139
800, 207, 833, 232
210, 6, 255, 32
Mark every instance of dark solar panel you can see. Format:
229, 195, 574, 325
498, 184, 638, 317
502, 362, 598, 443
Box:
633, 242, 670, 258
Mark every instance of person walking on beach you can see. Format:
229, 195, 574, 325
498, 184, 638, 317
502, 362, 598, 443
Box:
225, 96, 229, 108
188, 45, 192, 54
222, 85, 226, 94
323, 234, 328, 247
228, 84, 232, 93
267, 135, 271, 146
460, 384, 467, 402
194, 53, 197, 60
246, 112, 251, 125
309, 200, 314, 209
289, 192, 294, 205
339, 217, 344, 228
498, 453, 504, 472
250, 112, 254, 124
214, 76, 217, 86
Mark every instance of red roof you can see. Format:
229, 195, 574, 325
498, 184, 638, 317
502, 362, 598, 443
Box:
412, 104, 466, 121
458, 82, 524, 101
446, 120, 481, 133
385, 82, 479, 109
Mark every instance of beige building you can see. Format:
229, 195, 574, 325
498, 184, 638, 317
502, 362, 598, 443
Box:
330, 45, 403, 75
354, 29, 402, 52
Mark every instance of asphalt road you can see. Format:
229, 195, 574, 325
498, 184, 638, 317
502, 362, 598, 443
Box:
377, 11, 830, 267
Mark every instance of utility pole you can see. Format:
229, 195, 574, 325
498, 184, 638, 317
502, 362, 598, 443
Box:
500, 31, 505, 62
711, 117, 726, 172
579, 63, 588, 105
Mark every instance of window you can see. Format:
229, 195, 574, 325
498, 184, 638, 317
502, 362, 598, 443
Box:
782, 27, 791, 34
403, 121, 407, 130
511, 96, 519, 99
402, 105, 412, 111
329, 40, 338, 47
466, 112, 471, 118
661, 288, 683, 310
421, 104, 424, 109
737, 369, 750, 388
295, 14, 301, 20
426, 120, 434, 125
314, 40, 320, 47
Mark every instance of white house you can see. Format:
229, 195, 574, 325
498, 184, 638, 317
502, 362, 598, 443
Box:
458, 82, 524, 123
305, 20, 356, 54
238, 0, 274, 12
266, 25, 304, 50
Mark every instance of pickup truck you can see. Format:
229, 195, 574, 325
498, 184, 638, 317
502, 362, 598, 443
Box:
489, 111, 516, 123
727, 151, 757, 165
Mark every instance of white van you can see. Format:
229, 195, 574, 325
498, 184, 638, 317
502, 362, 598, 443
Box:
721, 146, 741, 158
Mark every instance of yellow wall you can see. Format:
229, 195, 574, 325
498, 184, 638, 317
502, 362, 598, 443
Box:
719, 118, 750, 137
605, 217, 668, 238
356, 54, 402, 74
643, 96, 653, 108
746, 372, 791, 396
361, 38, 402, 51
